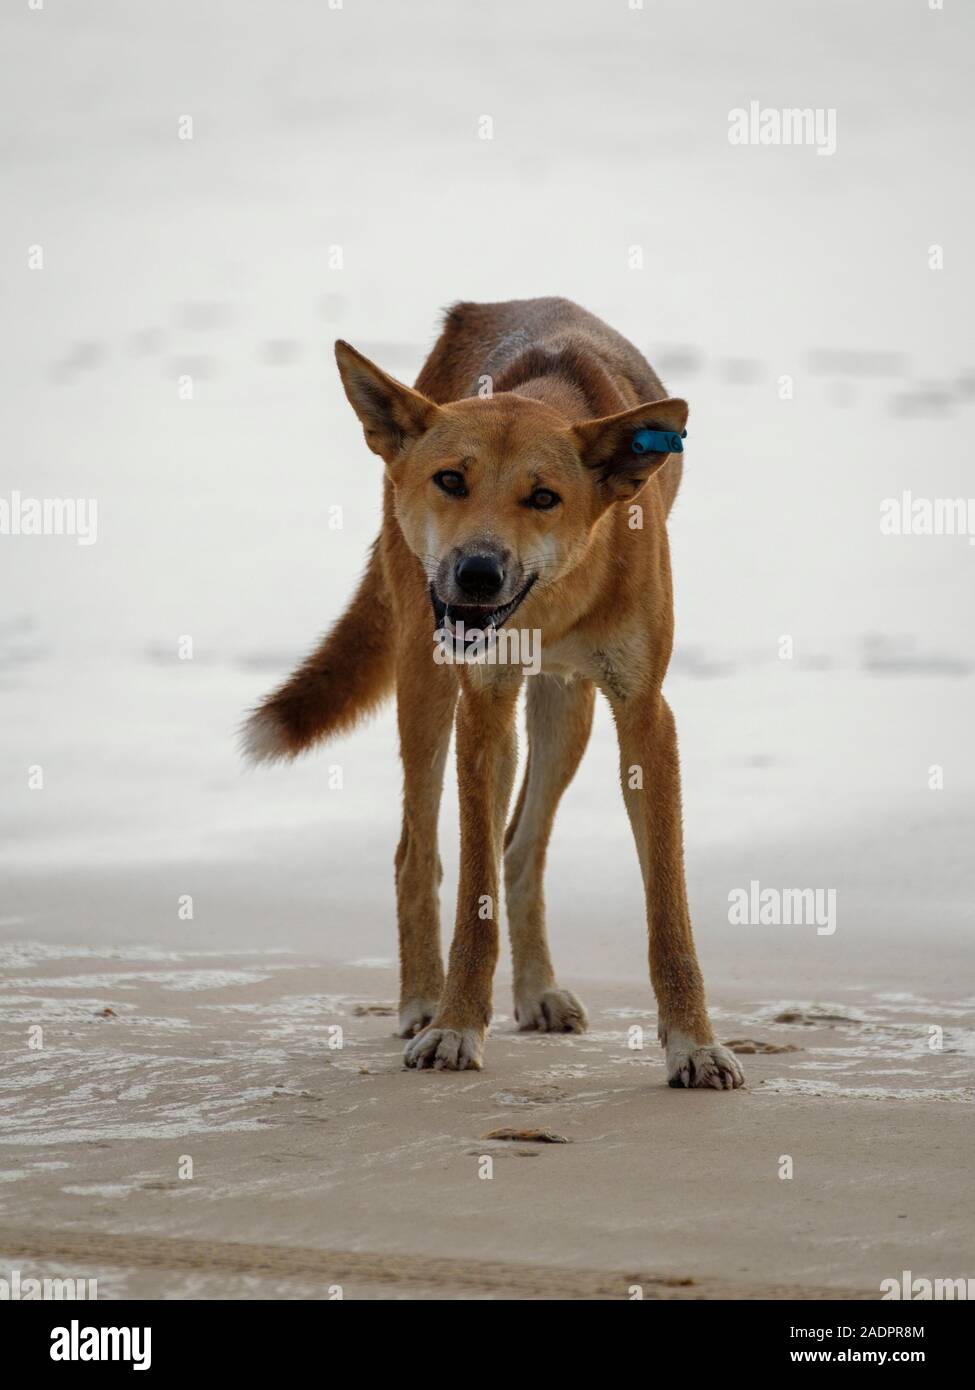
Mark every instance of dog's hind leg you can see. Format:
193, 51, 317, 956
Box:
503, 675, 594, 1033
612, 690, 744, 1089
394, 643, 458, 1037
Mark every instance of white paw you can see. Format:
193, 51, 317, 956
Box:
665, 1033, 744, 1090
397, 998, 440, 1038
404, 1026, 484, 1071
515, 987, 589, 1033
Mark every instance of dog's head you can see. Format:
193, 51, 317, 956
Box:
334, 340, 688, 633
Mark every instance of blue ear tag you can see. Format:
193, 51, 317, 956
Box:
631, 427, 686, 455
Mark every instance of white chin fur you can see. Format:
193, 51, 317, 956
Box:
240, 708, 291, 765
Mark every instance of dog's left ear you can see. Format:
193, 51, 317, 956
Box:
572, 398, 689, 502
335, 340, 442, 467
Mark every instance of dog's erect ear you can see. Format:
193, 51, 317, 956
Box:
572, 398, 689, 502
334, 341, 441, 465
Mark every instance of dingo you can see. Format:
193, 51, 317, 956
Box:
244, 297, 743, 1088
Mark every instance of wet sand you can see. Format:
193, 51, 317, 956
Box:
2, 665, 974, 1299
1, 922, 972, 1300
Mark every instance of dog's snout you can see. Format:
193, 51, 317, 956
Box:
455, 552, 505, 599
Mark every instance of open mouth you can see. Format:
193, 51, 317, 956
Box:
430, 574, 537, 635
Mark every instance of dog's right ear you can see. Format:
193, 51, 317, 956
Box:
334, 341, 441, 467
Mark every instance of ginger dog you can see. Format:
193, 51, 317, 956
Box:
244, 297, 743, 1089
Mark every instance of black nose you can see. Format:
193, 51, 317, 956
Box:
455, 552, 505, 599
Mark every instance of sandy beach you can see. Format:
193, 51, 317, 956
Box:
2, 938, 972, 1300
2, 0, 973, 1302
2, 667, 973, 1300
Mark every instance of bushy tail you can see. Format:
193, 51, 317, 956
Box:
241, 537, 395, 764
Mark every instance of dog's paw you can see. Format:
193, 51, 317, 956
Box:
515, 987, 589, 1034
404, 1025, 484, 1071
397, 998, 440, 1038
665, 1036, 745, 1090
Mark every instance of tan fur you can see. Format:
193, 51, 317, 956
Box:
245, 297, 743, 1089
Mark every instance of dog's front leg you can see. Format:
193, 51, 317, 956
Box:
404, 673, 520, 1071
394, 644, 458, 1037
613, 690, 744, 1089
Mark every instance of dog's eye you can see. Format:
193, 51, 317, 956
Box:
527, 488, 560, 510
433, 470, 467, 496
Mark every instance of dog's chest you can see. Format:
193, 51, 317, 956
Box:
541, 632, 643, 700
539, 633, 589, 679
